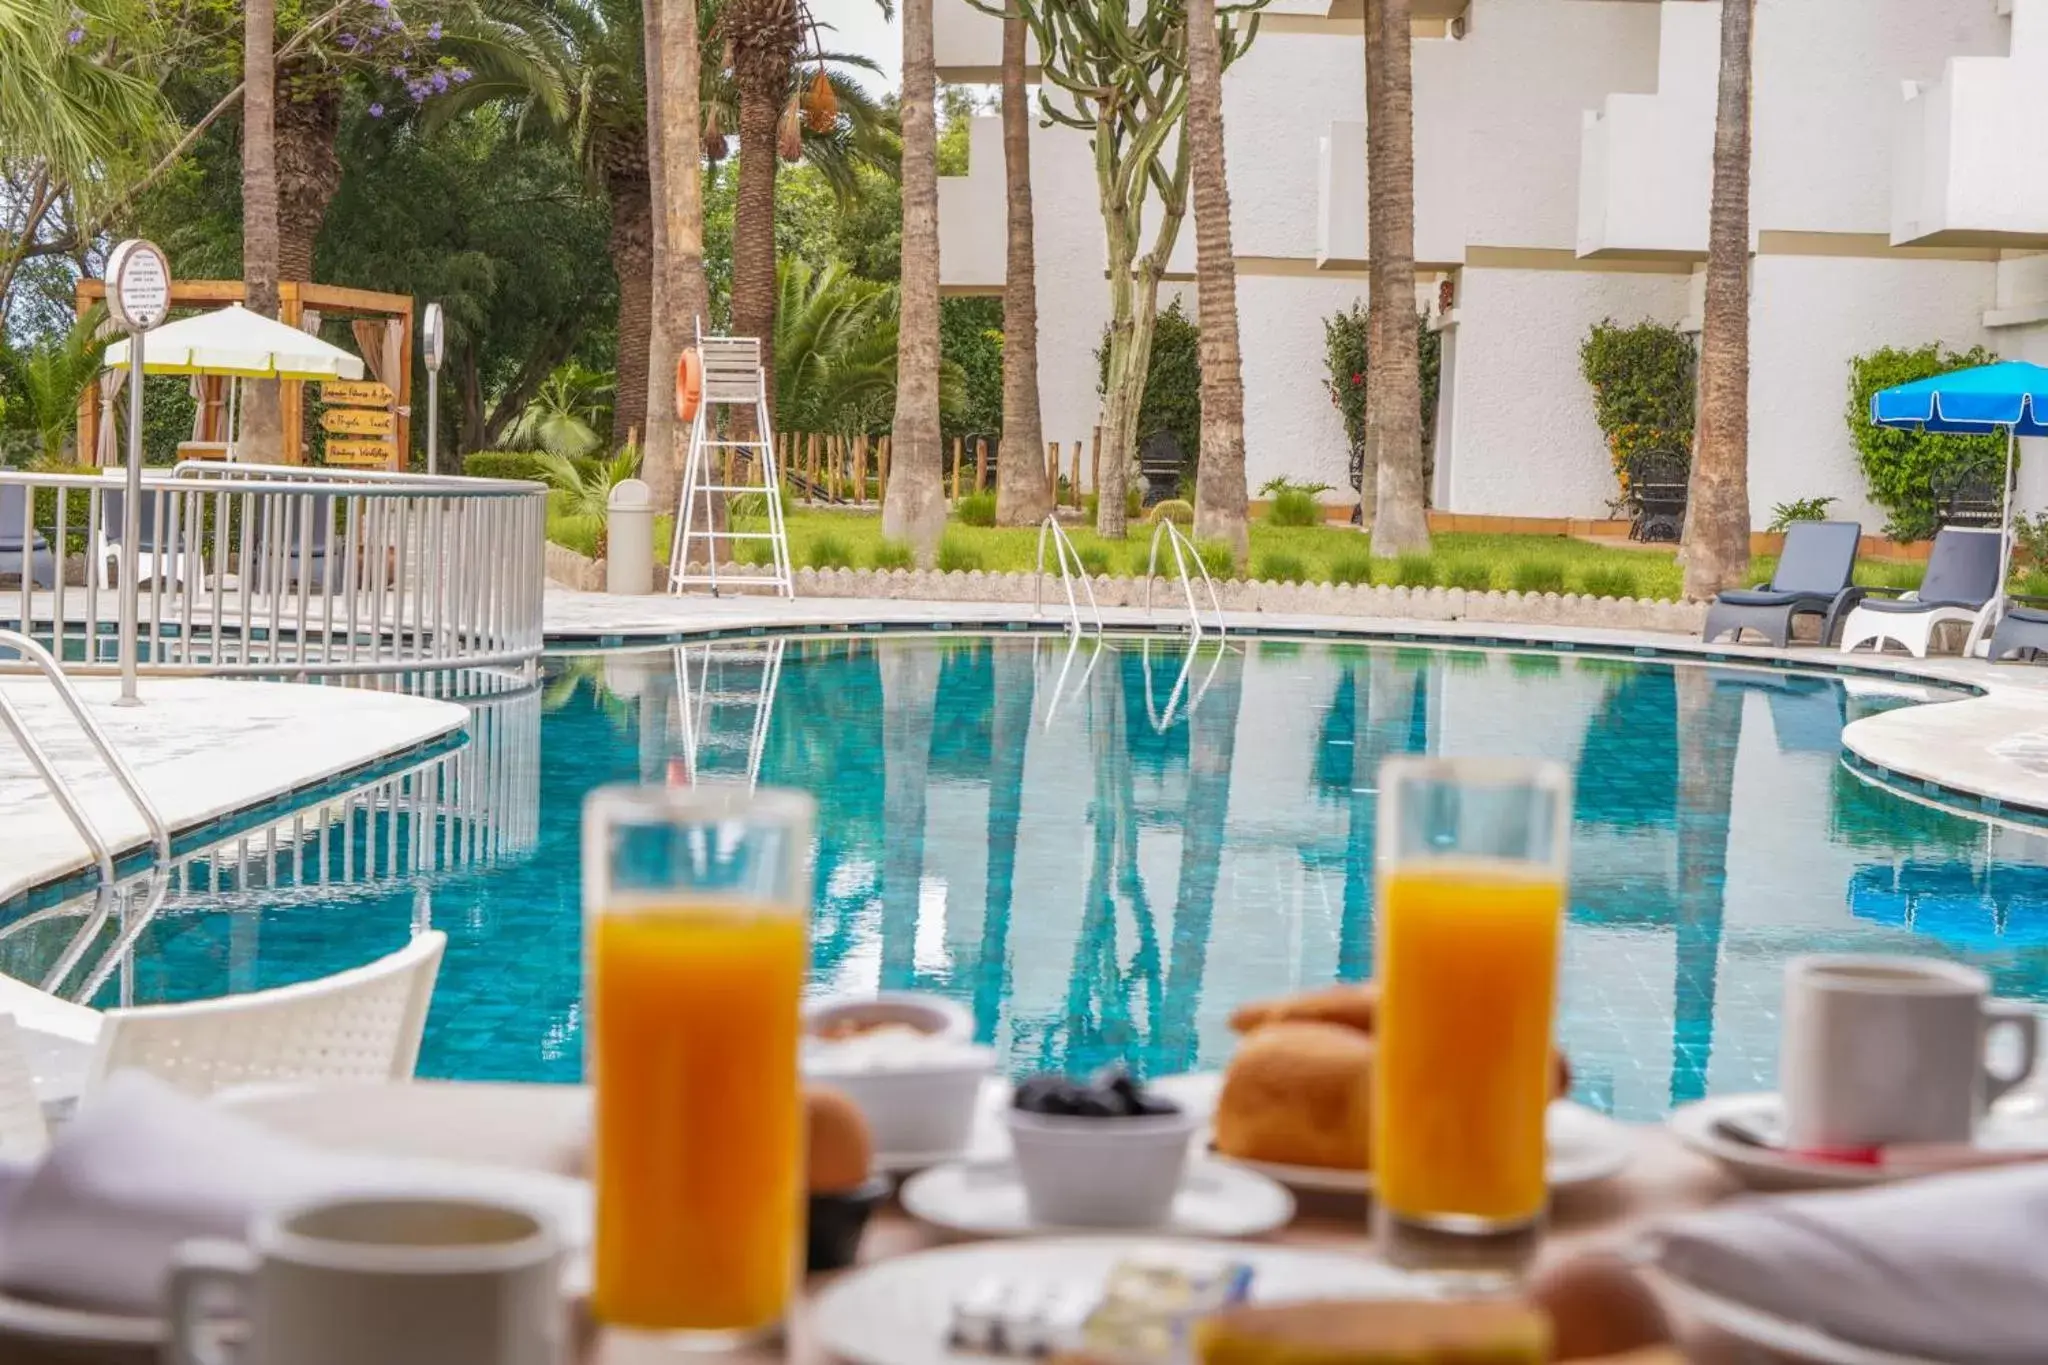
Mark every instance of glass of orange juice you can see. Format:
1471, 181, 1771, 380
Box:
582, 785, 813, 1349
1372, 756, 1570, 1272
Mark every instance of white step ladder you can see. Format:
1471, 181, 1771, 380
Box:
668, 639, 786, 790
668, 330, 794, 597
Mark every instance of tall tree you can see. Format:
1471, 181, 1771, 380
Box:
649, 0, 710, 506
725, 0, 803, 410
882, 0, 947, 559
240, 0, 284, 456
1365, 0, 1427, 556
1184, 0, 1255, 563
993, 9, 1051, 527
641, 0, 671, 472
1682, 0, 1754, 599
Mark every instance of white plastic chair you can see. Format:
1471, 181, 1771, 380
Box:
94, 483, 193, 591
1838, 526, 2006, 659
81, 930, 446, 1101
0, 1015, 52, 1161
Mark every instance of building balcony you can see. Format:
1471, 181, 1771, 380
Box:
1892, 0, 2048, 247
1574, 1, 1712, 260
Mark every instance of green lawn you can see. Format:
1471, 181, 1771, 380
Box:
547, 501, 1936, 603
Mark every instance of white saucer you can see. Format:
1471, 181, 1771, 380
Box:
1152, 1073, 1634, 1194
1650, 1267, 1952, 1365
1667, 1092, 2048, 1192
900, 1158, 1294, 1239
812, 1236, 1438, 1365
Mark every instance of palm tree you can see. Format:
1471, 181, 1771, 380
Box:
650, 0, 711, 509
641, 0, 676, 496
716, 0, 893, 416
502, 363, 614, 457
240, 0, 284, 456
0, 309, 113, 465
774, 256, 963, 433
1184, 0, 1250, 563
534, 445, 642, 557
993, 8, 1050, 527
1364, 0, 1428, 557
1682, 0, 1754, 599
883, 0, 947, 561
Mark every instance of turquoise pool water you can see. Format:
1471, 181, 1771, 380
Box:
21, 634, 2048, 1121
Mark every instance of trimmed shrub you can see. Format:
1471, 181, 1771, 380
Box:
1510, 561, 1567, 595
1194, 539, 1237, 580
954, 490, 997, 527
1579, 565, 1639, 599
1077, 543, 1112, 576
1847, 343, 2004, 541
1580, 319, 1695, 501
1442, 560, 1494, 591
870, 539, 913, 570
734, 538, 775, 567
1256, 551, 1308, 583
1267, 488, 1324, 528
1328, 553, 1374, 586
464, 450, 598, 483
1095, 298, 1202, 483
1390, 554, 1437, 588
804, 534, 855, 570
1148, 498, 1195, 526
936, 536, 985, 573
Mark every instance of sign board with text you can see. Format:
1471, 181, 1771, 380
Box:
325, 439, 397, 468
321, 380, 394, 408
107, 239, 171, 331
321, 408, 396, 437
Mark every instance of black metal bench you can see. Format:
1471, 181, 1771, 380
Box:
1626, 448, 1688, 543
1138, 430, 1184, 508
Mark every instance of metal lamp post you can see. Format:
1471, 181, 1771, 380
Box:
104, 239, 172, 707
422, 303, 444, 475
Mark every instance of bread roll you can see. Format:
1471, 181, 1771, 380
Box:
1229, 983, 1379, 1037
805, 1085, 872, 1193
1212, 1021, 1373, 1171
1195, 1298, 1550, 1364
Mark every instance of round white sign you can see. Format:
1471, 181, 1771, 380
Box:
422, 302, 445, 373
107, 239, 171, 331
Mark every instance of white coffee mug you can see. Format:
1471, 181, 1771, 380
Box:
1780, 955, 2041, 1149
165, 1195, 564, 1365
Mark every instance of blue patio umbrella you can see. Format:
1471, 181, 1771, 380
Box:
1870, 360, 2048, 609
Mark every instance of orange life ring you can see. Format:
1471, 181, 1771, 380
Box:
675, 347, 704, 422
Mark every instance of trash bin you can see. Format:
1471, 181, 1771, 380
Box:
606, 478, 655, 595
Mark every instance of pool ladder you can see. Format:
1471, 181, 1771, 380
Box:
0, 630, 172, 1000
1033, 516, 1103, 638
1143, 520, 1227, 641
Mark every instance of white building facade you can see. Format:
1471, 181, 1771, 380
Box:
934, 0, 2048, 530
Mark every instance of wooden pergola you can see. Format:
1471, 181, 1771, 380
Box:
75, 279, 415, 469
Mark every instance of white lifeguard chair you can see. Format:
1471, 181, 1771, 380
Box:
667, 327, 794, 597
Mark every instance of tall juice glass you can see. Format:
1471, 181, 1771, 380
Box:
583, 785, 813, 1349
1372, 756, 1569, 1272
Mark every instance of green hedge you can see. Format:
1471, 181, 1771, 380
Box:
1846, 344, 2004, 542
463, 450, 598, 483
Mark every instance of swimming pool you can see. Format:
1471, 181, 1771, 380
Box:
18, 633, 2048, 1121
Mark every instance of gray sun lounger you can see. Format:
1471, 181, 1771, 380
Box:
1989, 605, 2048, 662
1838, 525, 2005, 658
1701, 520, 1864, 647
0, 483, 56, 589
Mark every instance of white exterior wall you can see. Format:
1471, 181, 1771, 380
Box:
1442, 267, 1691, 518
934, 0, 2048, 529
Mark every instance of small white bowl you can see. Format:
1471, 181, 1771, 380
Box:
1004, 1107, 1199, 1228
804, 992, 973, 1043
805, 1047, 996, 1159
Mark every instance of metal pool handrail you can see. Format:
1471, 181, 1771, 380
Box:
1143, 519, 1227, 641
1033, 515, 1103, 637
0, 463, 546, 683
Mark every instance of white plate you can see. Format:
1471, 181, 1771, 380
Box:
1667, 1092, 2048, 1192
1151, 1073, 1634, 1194
811, 1236, 1438, 1365
1650, 1268, 1951, 1365
900, 1158, 1294, 1240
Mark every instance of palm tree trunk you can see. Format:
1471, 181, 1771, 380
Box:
731, 82, 781, 412
1672, 665, 1739, 1104
1366, 0, 1429, 557
607, 151, 656, 454
240, 0, 283, 458
275, 81, 341, 287
641, 0, 676, 494
994, 13, 1051, 528
1682, 0, 1754, 599
883, 0, 948, 561
1185, 0, 1250, 564
652, 0, 710, 510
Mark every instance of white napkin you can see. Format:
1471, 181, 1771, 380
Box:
1649, 1162, 2048, 1363
0, 1072, 590, 1315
